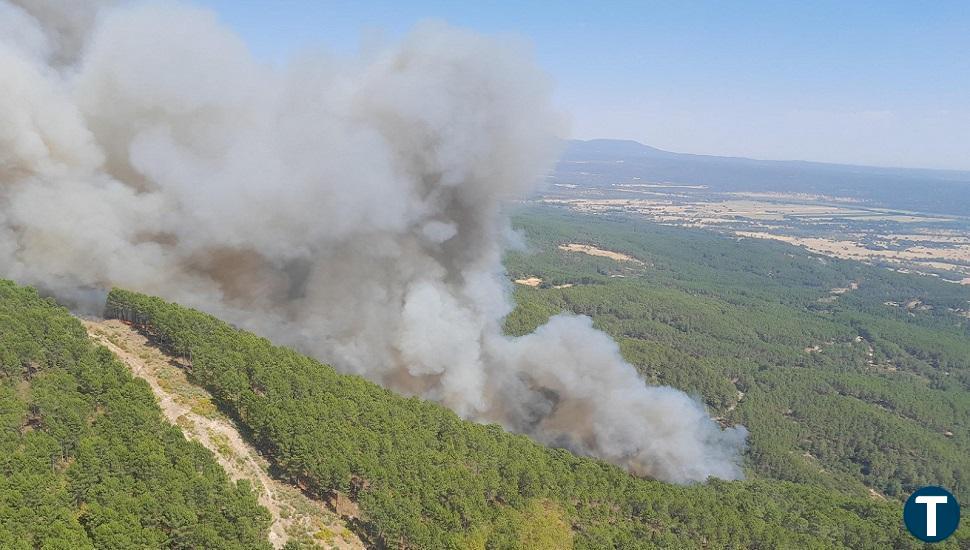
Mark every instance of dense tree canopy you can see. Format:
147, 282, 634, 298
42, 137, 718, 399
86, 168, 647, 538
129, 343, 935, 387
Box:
506, 207, 970, 506
105, 269, 965, 548
0, 281, 270, 549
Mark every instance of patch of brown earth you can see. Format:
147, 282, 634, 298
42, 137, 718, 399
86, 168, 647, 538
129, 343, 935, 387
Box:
558, 243, 644, 264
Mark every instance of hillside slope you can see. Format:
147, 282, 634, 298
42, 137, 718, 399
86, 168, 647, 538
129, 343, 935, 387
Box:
102, 287, 960, 548
85, 319, 363, 549
0, 281, 270, 549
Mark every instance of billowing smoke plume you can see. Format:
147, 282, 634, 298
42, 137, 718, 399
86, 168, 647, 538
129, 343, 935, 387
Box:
0, 0, 746, 482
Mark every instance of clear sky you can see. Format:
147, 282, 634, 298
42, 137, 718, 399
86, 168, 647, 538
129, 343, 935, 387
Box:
194, 0, 970, 170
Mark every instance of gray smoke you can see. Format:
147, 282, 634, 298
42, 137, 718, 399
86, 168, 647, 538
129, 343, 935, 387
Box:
0, 0, 746, 482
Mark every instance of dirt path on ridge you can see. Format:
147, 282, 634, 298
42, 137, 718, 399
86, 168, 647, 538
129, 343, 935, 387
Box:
83, 319, 363, 550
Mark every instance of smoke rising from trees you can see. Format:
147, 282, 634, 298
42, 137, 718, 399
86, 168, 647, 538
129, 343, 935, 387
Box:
0, 0, 745, 482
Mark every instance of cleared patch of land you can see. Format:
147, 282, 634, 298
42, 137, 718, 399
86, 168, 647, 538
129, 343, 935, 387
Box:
558, 243, 644, 264
513, 277, 574, 289
84, 319, 363, 550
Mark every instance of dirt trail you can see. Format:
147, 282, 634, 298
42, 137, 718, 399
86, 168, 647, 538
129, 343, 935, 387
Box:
84, 319, 363, 550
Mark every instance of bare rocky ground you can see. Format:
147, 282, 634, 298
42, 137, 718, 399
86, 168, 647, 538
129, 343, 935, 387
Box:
84, 319, 364, 550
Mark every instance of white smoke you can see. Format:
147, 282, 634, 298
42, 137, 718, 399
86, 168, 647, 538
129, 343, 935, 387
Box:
0, 0, 745, 482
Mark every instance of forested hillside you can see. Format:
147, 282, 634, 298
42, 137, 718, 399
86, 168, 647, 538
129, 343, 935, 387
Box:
8, 203, 965, 548
506, 206, 970, 506
103, 286, 965, 549
0, 282, 270, 549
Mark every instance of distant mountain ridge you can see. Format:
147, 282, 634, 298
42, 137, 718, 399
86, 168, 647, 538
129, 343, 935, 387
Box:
555, 139, 970, 216
565, 139, 970, 179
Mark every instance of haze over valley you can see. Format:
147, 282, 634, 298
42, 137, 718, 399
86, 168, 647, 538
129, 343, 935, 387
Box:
542, 139, 970, 282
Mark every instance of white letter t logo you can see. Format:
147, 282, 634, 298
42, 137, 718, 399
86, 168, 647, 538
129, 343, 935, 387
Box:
915, 495, 948, 537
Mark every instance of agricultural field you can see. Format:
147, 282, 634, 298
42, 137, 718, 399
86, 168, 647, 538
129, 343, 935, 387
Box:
541, 140, 970, 282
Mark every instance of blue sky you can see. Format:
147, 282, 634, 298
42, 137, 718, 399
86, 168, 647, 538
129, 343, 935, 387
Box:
195, 1, 970, 170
